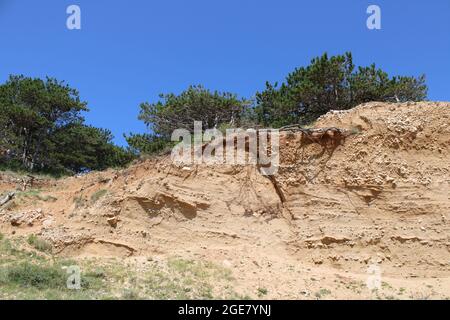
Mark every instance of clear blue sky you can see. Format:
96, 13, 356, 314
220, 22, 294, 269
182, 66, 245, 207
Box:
0, 0, 449, 145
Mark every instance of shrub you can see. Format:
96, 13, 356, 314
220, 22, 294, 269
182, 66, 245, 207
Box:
2, 262, 66, 289
90, 189, 108, 203
27, 235, 53, 253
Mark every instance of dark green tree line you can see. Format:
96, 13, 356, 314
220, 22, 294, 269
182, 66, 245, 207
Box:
131, 53, 427, 155
255, 52, 427, 126
0, 52, 429, 166
0, 75, 134, 175
126, 85, 252, 154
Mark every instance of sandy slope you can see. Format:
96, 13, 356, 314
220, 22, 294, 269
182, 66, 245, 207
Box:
1, 101, 449, 299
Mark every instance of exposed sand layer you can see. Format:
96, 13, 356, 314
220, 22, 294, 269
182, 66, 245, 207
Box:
1, 101, 449, 299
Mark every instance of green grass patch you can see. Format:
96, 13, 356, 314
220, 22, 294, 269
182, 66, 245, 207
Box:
90, 189, 108, 203
0, 235, 241, 300
27, 235, 53, 254
1, 261, 66, 289
315, 288, 332, 299
257, 287, 268, 297
16, 189, 57, 202
73, 195, 86, 208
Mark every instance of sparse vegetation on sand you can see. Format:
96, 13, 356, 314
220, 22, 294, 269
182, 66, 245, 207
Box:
0, 234, 241, 300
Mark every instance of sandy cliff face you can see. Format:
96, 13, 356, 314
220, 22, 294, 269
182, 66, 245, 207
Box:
1, 101, 449, 299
